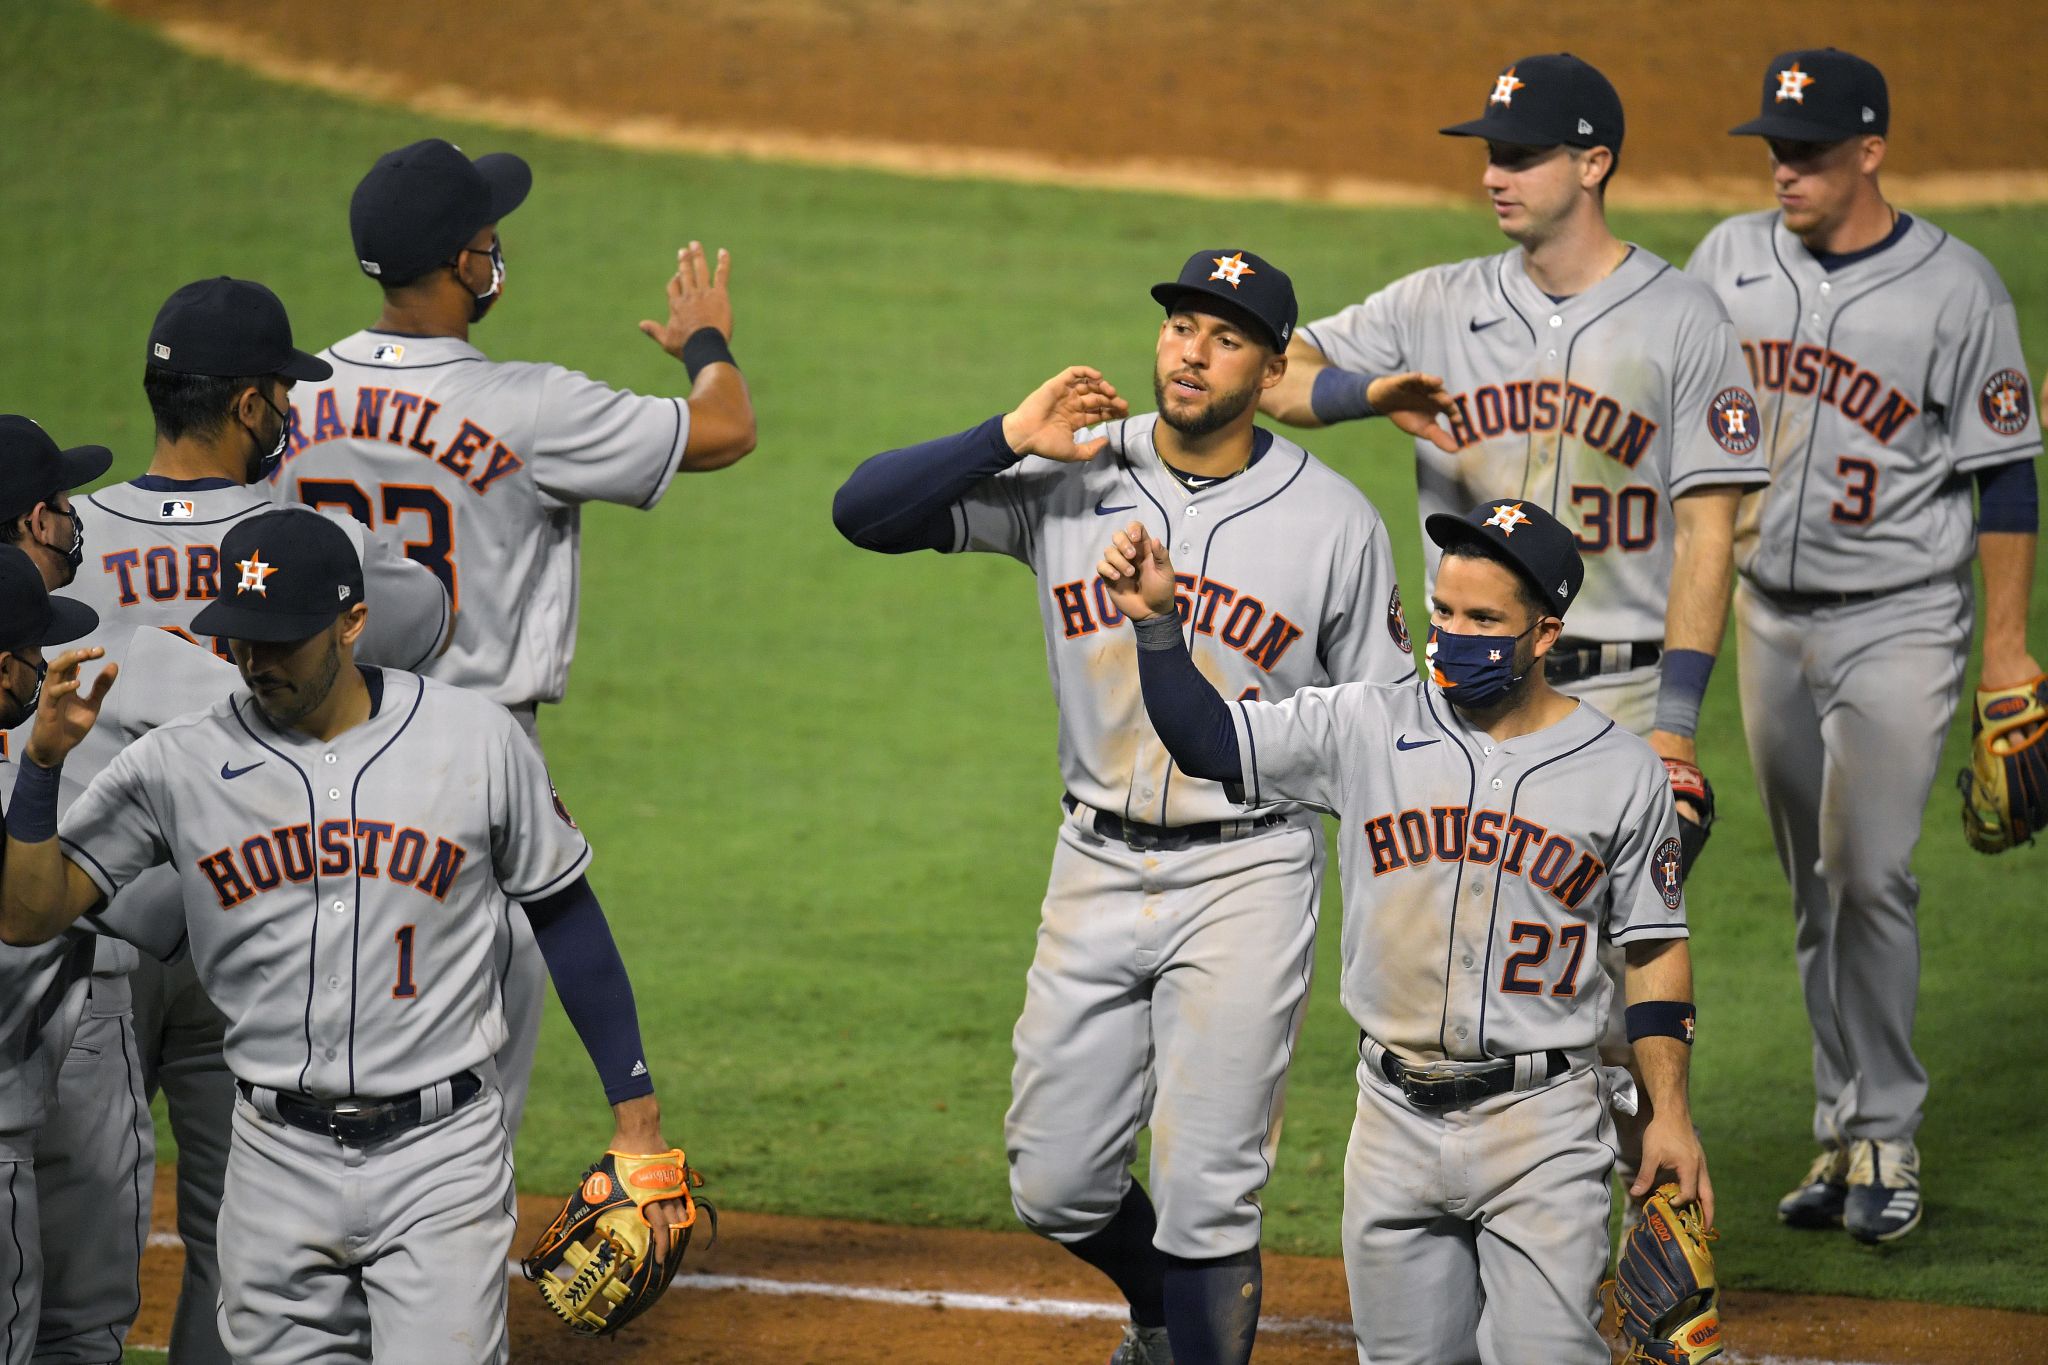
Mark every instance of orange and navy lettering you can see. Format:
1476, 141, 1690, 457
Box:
1440, 380, 1659, 467
284, 388, 526, 496
1052, 571, 1306, 674
1361, 804, 1607, 908
198, 819, 469, 909
100, 545, 224, 606
1738, 341, 1919, 443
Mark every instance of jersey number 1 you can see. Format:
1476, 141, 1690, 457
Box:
392, 925, 418, 1000
300, 479, 460, 606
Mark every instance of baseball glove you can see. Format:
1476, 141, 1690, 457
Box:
1613, 1183, 1722, 1364
522, 1148, 713, 1336
1662, 759, 1715, 880
1957, 674, 2048, 854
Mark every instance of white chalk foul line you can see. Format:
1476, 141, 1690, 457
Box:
145, 1233, 1906, 1363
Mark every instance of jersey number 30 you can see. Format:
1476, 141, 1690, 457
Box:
300, 480, 459, 606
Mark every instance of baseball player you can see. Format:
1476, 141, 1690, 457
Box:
0, 546, 101, 1365
271, 137, 757, 1146
1101, 498, 1711, 1364
1259, 52, 1764, 1196
1689, 48, 2041, 1242
833, 250, 1415, 1364
0, 510, 689, 1365
30, 276, 451, 1365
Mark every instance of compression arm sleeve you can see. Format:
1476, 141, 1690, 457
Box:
522, 875, 654, 1104
1133, 614, 1242, 783
1977, 458, 2040, 534
831, 414, 1022, 552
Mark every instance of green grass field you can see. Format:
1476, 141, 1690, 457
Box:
6, 0, 2046, 1322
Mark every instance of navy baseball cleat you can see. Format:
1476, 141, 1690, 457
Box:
1776, 1148, 1849, 1228
1108, 1321, 1174, 1365
1844, 1139, 1922, 1243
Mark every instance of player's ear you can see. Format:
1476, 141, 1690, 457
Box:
336, 601, 369, 649
1858, 135, 1886, 176
1260, 348, 1288, 391
1578, 146, 1613, 193
1529, 613, 1564, 658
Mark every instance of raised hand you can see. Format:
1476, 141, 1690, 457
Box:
1002, 366, 1130, 463
640, 241, 734, 355
1097, 520, 1178, 622
24, 647, 116, 769
1369, 372, 1460, 454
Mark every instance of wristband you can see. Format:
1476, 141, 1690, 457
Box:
1652, 648, 1716, 739
1132, 612, 1185, 650
7, 756, 63, 844
1309, 367, 1378, 424
680, 326, 736, 381
1625, 1000, 1697, 1045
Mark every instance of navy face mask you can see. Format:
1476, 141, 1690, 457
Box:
1426, 621, 1539, 709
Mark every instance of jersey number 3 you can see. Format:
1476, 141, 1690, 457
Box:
300, 480, 459, 606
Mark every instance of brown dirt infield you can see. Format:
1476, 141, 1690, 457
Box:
133, 1170, 2046, 1363
102, 0, 2048, 209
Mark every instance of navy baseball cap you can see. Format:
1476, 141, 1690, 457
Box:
1731, 49, 1889, 142
1150, 249, 1296, 351
147, 278, 332, 383
1441, 53, 1624, 152
0, 546, 96, 655
192, 511, 364, 643
1426, 500, 1585, 614
351, 138, 532, 286
0, 416, 112, 522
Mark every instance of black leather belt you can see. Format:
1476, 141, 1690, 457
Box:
1373, 1039, 1568, 1111
239, 1070, 482, 1144
1064, 795, 1288, 853
1746, 576, 1937, 612
1544, 640, 1661, 687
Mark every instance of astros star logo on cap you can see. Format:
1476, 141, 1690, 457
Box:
1490, 67, 1525, 106
1484, 502, 1531, 535
237, 552, 277, 596
1208, 253, 1256, 289
1774, 62, 1815, 103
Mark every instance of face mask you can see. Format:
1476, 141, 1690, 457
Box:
467, 239, 504, 322
1426, 622, 1538, 710
245, 390, 291, 482
42, 507, 83, 575
5, 655, 47, 723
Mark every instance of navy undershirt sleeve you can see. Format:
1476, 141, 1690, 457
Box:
831, 414, 1021, 553
522, 875, 654, 1104
1133, 615, 1242, 784
1976, 457, 2040, 534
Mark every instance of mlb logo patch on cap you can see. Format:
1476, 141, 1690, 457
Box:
160, 499, 196, 520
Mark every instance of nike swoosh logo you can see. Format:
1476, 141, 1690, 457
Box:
1094, 500, 1136, 516
1468, 317, 1504, 333
1395, 735, 1440, 751
220, 760, 264, 780
1735, 273, 1773, 287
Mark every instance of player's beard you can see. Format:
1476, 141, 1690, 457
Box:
1154, 368, 1258, 441
253, 632, 345, 727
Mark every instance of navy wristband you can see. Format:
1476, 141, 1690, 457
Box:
1652, 648, 1716, 739
1976, 457, 2039, 534
680, 326, 736, 381
7, 756, 62, 844
1309, 367, 1378, 424
1625, 1000, 1697, 1045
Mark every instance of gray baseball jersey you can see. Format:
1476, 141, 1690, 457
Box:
1301, 247, 1770, 643
272, 331, 691, 708
1686, 211, 2041, 592
1230, 676, 1683, 1360
1231, 677, 1687, 1060
957, 413, 1416, 826
74, 478, 449, 672
60, 669, 589, 1098
1691, 211, 2039, 1155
